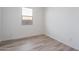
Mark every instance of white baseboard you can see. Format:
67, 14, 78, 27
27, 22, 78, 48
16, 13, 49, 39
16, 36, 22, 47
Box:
45, 34, 79, 50
0, 34, 45, 42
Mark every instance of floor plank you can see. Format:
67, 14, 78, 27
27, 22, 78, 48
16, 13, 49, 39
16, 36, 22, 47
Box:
0, 35, 77, 51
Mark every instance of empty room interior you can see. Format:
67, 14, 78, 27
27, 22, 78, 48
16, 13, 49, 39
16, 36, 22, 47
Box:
0, 7, 79, 51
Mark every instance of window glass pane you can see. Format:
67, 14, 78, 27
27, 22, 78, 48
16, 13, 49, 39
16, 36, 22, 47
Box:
22, 8, 32, 16
22, 7, 33, 25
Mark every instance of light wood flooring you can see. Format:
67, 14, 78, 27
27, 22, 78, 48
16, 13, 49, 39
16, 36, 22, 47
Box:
0, 35, 77, 51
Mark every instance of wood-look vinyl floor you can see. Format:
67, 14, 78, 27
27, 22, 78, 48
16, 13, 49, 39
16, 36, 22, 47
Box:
0, 35, 77, 51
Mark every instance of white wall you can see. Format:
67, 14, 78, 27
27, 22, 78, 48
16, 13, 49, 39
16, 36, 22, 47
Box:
0, 8, 2, 40
2, 7, 44, 41
45, 7, 79, 50
0, 8, 1, 40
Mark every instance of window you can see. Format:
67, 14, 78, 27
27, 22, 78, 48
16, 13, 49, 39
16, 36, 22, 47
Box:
22, 7, 33, 25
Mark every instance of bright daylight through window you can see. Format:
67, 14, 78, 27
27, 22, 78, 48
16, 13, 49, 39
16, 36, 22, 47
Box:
22, 7, 33, 25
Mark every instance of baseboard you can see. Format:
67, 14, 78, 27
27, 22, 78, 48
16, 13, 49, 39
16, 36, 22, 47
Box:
45, 34, 79, 51
0, 34, 45, 42
14, 34, 45, 40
